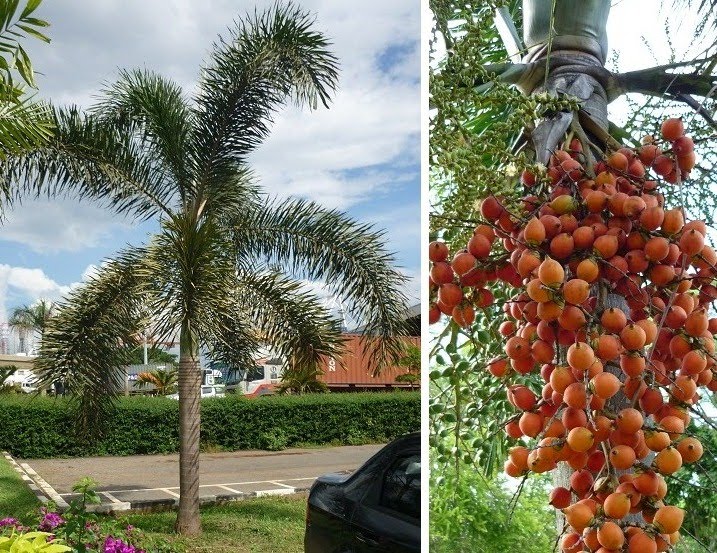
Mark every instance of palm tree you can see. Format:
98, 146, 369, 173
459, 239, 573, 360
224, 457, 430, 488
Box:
8, 299, 56, 353
136, 368, 178, 396
4, 4, 410, 535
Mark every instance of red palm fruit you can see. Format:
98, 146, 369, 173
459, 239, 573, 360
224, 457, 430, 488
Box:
620, 324, 646, 350
438, 283, 463, 307
603, 255, 628, 282
653, 505, 685, 534
653, 154, 674, 177
504, 420, 522, 439
551, 194, 578, 214
524, 217, 546, 245
671, 375, 697, 403
531, 339, 555, 363
636, 318, 658, 345
628, 531, 657, 553
549, 486, 572, 509
550, 365, 576, 394
586, 190, 608, 213
652, 446, 682, 475
505, 336, 530, 360
639, 143, 661, 165
567, 342, 595, 371
662, 209, 684, 235
480, 195, 504, 219
640, 206, 665, 230
685, 308, 708, 336
564, 279, 590, 305
607, 151, 629, 171
591, 371, 621, 399
560, 533, 582, 553
431, 262, 454, 285
587, 449, 606, 472
598, 521, 625, 549
558, 305, 586, 332
658, 415, 685, 439
601, 307, 627, 333
616, 408, 644, 434
467, 233, 491, 258
640, 387, 664, 415
665, 305, 687, 329
518, 411, 544, 438
677, 437, 703, 462
452, 303, 475, 327
672, 135, 694, 155
562, 407, 588, 430
563, 503, 594, 534
516, 250, 540, 278
680, 228, 705, 256
564, 382, 588, 409
649, 264, 675, 286
645, 236, 670, 261
540, 214, 562, 238
573, 226, 595, 250
503, 459, 522, 477
428, 304, 441, 324
474, 224, 496, 242
508, 385, 537, 411
609, 445, 636, 470
577, 258, 599, 282
538, 256, 565, 287
487, 357, 508, 377
429, 241, 449, 262
678, 150, 696, 172
661, 118, 684, 141
603, 492, 631, 519
570, 469, 594, 496
594, 234, 619, 258
595, 334, 621, 361
621, 353, 646, 378
451, 252, 476, 276
567, 427, 594, 452
537, 301, 562, 321
550, 232, 575, 259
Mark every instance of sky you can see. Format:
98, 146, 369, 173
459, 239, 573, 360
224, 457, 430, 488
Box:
0, 0, 420, 330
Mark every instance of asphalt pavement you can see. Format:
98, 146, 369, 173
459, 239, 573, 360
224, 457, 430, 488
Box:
9, 443, 384, 512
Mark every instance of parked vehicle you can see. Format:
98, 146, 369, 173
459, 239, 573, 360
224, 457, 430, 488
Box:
166, 385, 225, 400
304, 432, 420, 552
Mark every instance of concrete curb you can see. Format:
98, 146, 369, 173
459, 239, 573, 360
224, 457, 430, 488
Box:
2, 451, 48, 506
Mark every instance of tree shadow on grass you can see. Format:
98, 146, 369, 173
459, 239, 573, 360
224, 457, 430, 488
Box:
0, 474, 40, 522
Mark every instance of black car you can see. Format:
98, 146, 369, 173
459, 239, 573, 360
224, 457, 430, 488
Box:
304, 432, 420, 553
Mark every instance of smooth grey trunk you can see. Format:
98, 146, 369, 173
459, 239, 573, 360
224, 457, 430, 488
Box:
175, 323, 202, 535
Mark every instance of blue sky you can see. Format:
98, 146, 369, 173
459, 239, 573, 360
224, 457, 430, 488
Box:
0, 0, 420, 323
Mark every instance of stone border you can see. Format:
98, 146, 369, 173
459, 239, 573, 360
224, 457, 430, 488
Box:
2, 451, 49, 506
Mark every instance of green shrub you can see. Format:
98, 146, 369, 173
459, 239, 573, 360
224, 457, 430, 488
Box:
0, 392, 419, 458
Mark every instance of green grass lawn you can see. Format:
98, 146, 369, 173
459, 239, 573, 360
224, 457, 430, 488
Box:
123, 494, 308, 553
0, 455, 40, 523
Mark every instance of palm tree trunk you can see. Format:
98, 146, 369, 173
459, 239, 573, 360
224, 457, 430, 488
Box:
175, 322, 202, 535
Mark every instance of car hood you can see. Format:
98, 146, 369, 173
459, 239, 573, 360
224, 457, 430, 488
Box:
314, 471, 352, 486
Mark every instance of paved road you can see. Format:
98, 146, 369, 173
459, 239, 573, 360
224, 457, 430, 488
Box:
15, 444, 384, 511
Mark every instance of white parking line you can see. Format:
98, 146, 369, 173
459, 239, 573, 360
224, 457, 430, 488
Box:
101, 491, 124, 504
268, 481, 296, 489
216, 485, 243, 494
57, 476, 319, 496
160, 488, 180, 498
255, 488, 295, 497
20, 463, 69, 509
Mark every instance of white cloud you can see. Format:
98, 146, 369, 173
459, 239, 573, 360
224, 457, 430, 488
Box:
0, 265, 71, 321
0, 200, 133, 253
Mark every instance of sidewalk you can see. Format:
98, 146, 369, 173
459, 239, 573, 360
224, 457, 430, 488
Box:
6, 443, 383, 513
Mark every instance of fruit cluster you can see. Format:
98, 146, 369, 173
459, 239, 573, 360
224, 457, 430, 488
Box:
429, 118, 714, 552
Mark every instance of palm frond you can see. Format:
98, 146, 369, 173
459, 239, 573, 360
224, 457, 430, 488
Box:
190, 2, 338, 194
234, 269, 344, 367
0, 92, 52, 157
1, 105, 175, 218
231, 197, 411, 374
0, 0, 50, 90
33, 248, 148, 434
91, 69, 194, 204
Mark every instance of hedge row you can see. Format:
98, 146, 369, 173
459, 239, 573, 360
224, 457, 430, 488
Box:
0, 392, 420, 458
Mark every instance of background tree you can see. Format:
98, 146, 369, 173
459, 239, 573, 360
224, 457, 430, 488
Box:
430, 0, 717, 549
396, 344, 421, 390
126, 345, 177, 365
5, 3, 409, 535
136, 368, 178, 396
8, 299, 56, 353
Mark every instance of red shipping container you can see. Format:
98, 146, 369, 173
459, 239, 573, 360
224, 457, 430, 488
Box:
317, 334, 421, 389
